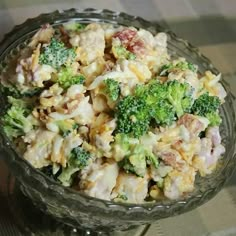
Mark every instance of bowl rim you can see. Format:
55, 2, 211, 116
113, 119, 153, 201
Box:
0, 8, 236, 215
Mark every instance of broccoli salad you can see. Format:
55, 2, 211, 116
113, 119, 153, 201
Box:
0, 22, 226, 203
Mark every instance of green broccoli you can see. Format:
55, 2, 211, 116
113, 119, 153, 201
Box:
58, 147, 91, 186
39, 38, 76, 69
103, 79, 120, 101
160, 61, 197, 76
119, 144, 158, 177
116, 80, 176, 137
1, 96, 34, 140
56, 119, 79, 137
166, 80, 194, 118
115, 194, 128, 201
134, 81, 176, 125
1, 84, 43, 98
116, 96, 151, 138
191, 93, 221, 116
134, 80, 168, 105
112, 133, 132, 161
57, 67, 85, 89
113, 45, 136, 60
191, 92, 221, 126
150, 100, 176, 126
206, 112, 222, 126
115, 79, 195, 137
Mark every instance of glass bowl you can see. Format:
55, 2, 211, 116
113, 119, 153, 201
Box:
0, 8, 236, 235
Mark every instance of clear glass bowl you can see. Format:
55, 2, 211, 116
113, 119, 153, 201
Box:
0, 8, 236, 235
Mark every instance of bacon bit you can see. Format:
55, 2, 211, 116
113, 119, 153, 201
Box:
127, 37, 146, 56
161, 151, 176, 165
161, 150, 185, 171
113, 29, 137, 46
113, 29, 147, 58
177, 114, 204, 136
59, 26, 71, 47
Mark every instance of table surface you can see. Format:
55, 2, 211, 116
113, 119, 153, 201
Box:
0, 1, 236, 235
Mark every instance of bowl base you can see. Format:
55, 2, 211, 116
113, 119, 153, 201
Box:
6, 174, 108, 236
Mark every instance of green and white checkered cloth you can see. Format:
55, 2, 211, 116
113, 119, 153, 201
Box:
0, 1, 236, 235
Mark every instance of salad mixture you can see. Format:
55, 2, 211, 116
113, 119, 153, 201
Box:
0, 22, 226, 203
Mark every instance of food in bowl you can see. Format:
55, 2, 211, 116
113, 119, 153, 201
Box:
0, 22, 226, 203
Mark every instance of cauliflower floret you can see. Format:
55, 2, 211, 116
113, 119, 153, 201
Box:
24, 129, 57, 168
102, 24, 124, 45
80, 57, 106, 86
150, 162, 173, 183
200, 71, 227, 102
112, 172, 149, 203
172, 137, 201, 164
193, 133, 225, 176
90, 113, 116, 157
163, 167, 196, 200
79, 161, 119, 201
159, 149, 187, 171
88, 59, 151, 97
75, 23, 105, 65
40, 83, 64, 108
177, 114, 209, 138
32, 64, 56, 87
49, 96, 95, 125
66, 84, 86, 99
137, 29, 156, 48
206, 126, 222, 146
29, 24, 54, 48
88, 59, 140, 91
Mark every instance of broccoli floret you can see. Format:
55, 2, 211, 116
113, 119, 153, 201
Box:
150, 100, 175, 126
1, 84, 21, 98
119, 144, 146, 177
206, 112, 222, 126
135, 80, 168, 105
56, 119, 79, 137
57, 67, 85, 89
58, 147, 91, 186
191, 93, 221, 126
119, 144, 158, 177
1, 84, 43, 98
39, 38, 76, 69
166, 80, 194, 118
116, 96, 150, 138
192, 93, 221, 116
103, 79, 120, 101
115, 194, 128, 201
160, 61, 197, 76
1, 96, 34, 140
115, 79, 194, 137
112, 133, 131, 161
135, 81, 176, 125
112, 45, 136, 60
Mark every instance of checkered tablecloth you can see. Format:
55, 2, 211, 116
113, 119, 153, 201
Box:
0, 1, 236, 235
